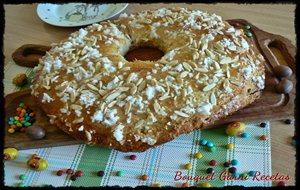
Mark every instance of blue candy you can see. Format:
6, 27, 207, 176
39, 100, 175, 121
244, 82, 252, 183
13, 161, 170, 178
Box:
206, 142, 214, 148
249, 171, 256, 177
241, 133, 249, 138
9, 117, 15, 121
200, 139, 208, 146
231, 159, 239, 166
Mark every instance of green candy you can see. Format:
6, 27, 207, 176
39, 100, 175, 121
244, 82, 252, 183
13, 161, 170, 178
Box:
245, 25, 251, 30
8, 121, 14, 125
246, 32, 252, 37
21, 121, 26, 124
241, 173, 249, 180
18, 182, 25, 187
116, 171, 123, 176
19, 103, 25, 108
14, 121, 18, 124
19, 174, 26, 180
24, 122, 32, 127
208, 146, 217, 152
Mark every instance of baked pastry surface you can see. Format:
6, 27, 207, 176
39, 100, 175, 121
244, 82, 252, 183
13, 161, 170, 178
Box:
31, 8, 265, 152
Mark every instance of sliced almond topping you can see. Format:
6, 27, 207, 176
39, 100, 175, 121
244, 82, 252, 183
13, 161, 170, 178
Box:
159, 95, 170, 101
105, 92, 121, 103
70, 104, 83, 110
135, 120, 144, 129
195, 68, 208, 72
138, 80, 146, 91
85, 130, 92, 142
107, 100, 117, 108
130, 85, 137, 95
210, 92, 217, 105
153, 101, 161, 114
125, 101, 132, 114
203, 83, 217, 91
73, 117, 84, 124
183, 62, 193, 71
168, 71, 179, 76
180, 71, 189, 78
87, 83, 99, 91
174, 110, 189, 118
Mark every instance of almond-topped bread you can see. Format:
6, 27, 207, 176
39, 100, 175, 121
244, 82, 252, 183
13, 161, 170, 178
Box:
31, 8, 265, 152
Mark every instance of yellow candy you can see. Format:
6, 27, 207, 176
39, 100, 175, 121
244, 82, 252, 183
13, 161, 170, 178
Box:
8, 128, 15, 134
16, 123, 22, 127
27, 158, 48, 171
226, 122, 246, 136
14, 116, 20, 121
202, 182, 211, 188
4, 148, 19, 160
194, 153, 203, 159
226, 143, 234, 150
185, 163, 192, 170
153, 183, 162, 188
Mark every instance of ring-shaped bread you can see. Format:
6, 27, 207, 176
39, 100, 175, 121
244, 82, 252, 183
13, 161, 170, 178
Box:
31, 8, 265, 152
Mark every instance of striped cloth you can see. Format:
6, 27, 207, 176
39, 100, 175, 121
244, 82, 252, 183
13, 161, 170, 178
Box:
4, 61, 271, 187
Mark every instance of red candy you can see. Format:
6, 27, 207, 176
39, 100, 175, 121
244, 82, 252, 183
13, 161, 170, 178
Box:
75, 170, 84, 177
66, 168, 74, 174
32, 154, 39, 159
56, 170, 64, 176
277, 181, 287, 186
209, 160, 217, 166
129, 155, 137, 160
20, 128, 26, 133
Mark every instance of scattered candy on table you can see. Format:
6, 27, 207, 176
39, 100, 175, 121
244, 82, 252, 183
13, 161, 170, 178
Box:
241, 133, 250, 138
284, 119, 293, 125
277, 181, 287, 186
231, 159, 239, 166
229, 167, 237, 174
200, 139, 208, 146
66, 168, 74, 174
129, 154, 137, 160
19, 174, 26, 180
3, 148, 19, 160
223, 162, 230, 168
56, 170, 64, 176
185, 163, 193, 170
259, 122, 267, 128
260, 135, 268, 140
206, 168, 214, 174
226, 143, 234, 150
7, 103, 36, 135
181, 182, 189, 187
206, 142, 214, 148
27, 157, 48, 171
209, 160, 217, 166
97, 171, 105, 177
208, 146, 217, 152
116, 171, 123, 176
194, 152, 203, 159
249, 171, 256, 177
75, 170, 84, 177
140, 174, 149, 181
70, 175, 77, 181
201, 182, 211, 188
226, 122, 246, 136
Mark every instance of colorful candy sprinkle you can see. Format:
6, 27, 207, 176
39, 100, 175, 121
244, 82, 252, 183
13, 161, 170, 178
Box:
153, 183, 162, 187
249, 171, 256, 177
185, 163, 193, 170
206, 168, 214, 174
194, 153, 203, 159
56, 170, 64, 176
241, 133, 249, 138
231, 159, 239, 166
202, 182, 211, 188
18, 182, 25, 187
208, 146, 217, 152
260, 135, 268, 140
223, 162, 230, 168
277, 181, 287, 186
116, 171, 123, 176
141, 174, 149, 181
70, 175, 77, 181
200, 139, 208, 146
259, 122, 267, 128
246, 32, 253, 37
129, 155, 137, 160
206, 142, 214, 148
66, 168, 74, 174
181, 182, 189, 187
226, 143, 234, 150
19, 174, 26, 180
229, 167, 237, 174
245, 25, 251, 30
97, 171, 105, 177
209, 160, 217, 166
75, 170, 84, 177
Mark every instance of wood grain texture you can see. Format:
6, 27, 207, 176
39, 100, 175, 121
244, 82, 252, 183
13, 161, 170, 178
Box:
3, 4, 296, 186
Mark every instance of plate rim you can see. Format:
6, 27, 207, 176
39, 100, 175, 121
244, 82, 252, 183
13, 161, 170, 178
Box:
36, 3, 128, 27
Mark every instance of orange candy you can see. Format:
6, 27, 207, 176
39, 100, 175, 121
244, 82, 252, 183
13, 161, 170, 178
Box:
16, 107, 22, 112
182, 182, 189, 187
260, 135, 268, 140
29, 112, 35, 117
20, 117, 25, 121
10, 125, 17, 129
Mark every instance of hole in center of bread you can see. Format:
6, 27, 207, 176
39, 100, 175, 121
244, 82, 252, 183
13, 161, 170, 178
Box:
124, 47, 164, 62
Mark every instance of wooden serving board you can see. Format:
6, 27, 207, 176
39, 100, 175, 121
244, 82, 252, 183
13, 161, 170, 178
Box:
5, 19, 296, 150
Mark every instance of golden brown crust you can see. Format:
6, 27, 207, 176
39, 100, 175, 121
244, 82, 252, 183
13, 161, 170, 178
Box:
31, 8, 265, 152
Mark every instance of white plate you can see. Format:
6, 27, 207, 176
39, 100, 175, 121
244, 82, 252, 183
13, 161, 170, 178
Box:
37, 3, 128, 27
